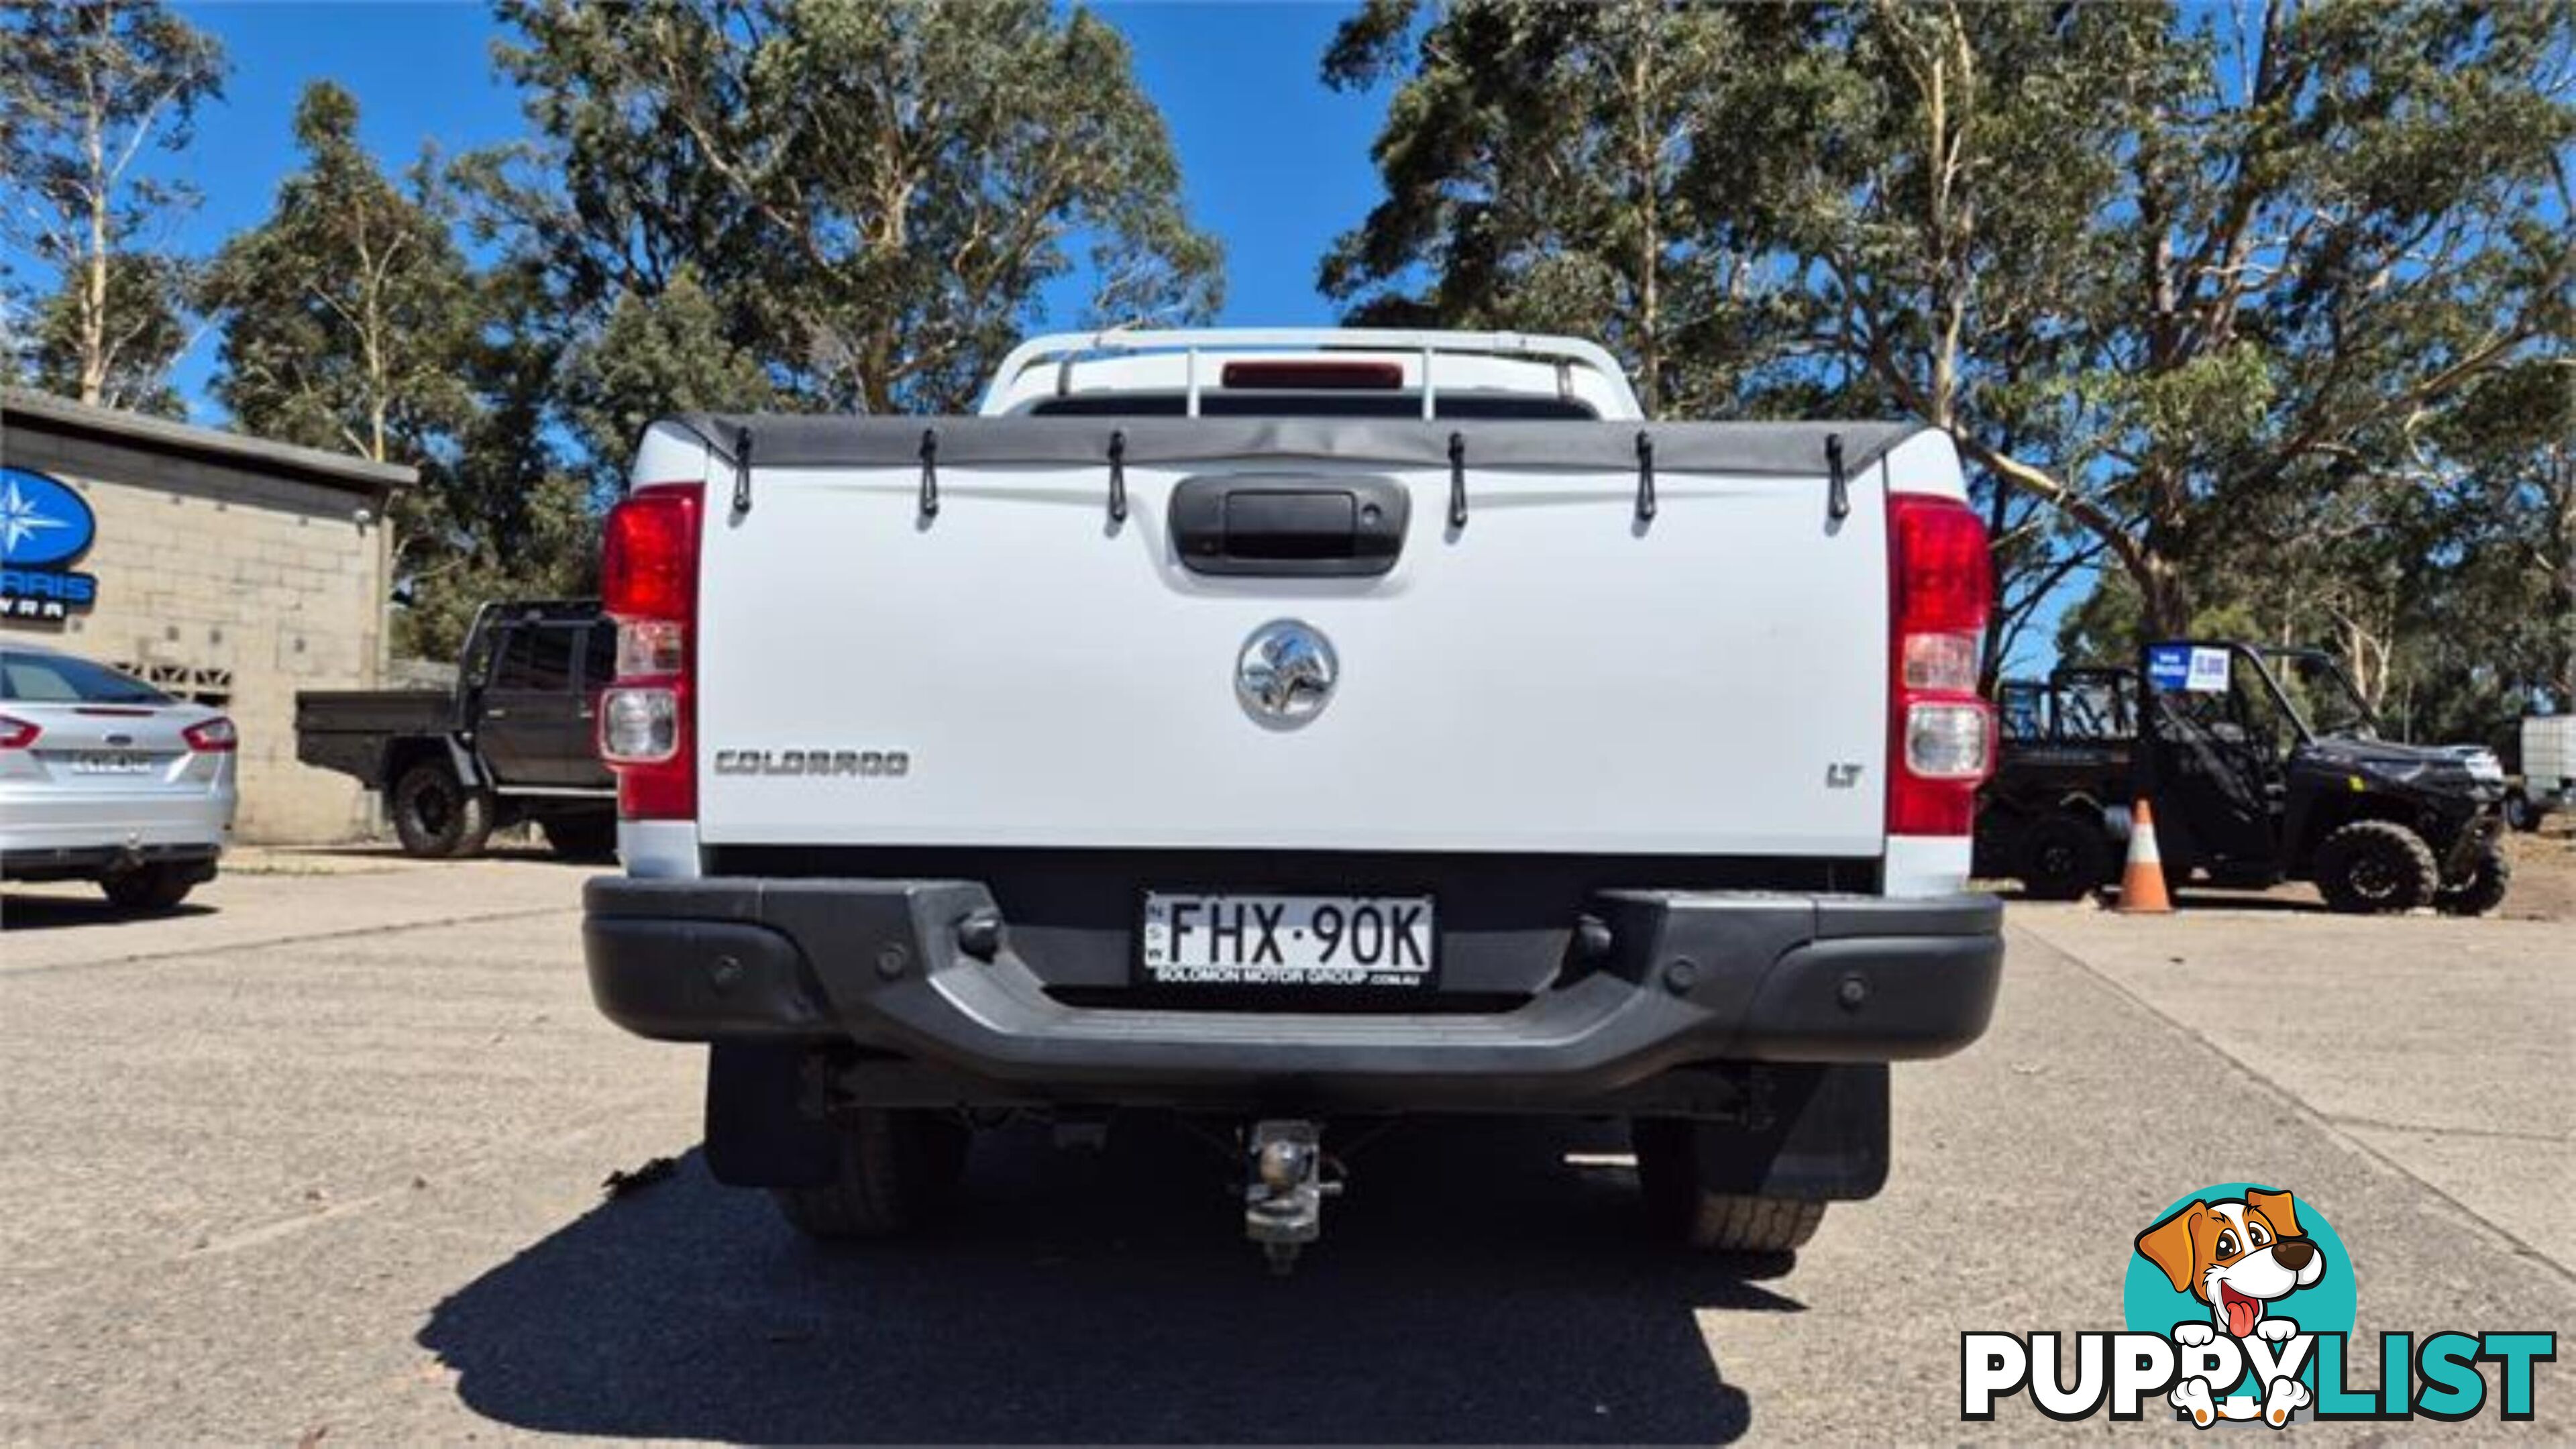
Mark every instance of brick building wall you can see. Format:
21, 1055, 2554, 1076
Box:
2, 392, 409, 844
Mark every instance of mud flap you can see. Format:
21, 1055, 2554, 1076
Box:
1688, 1063, 1888, 1200
702, 1043, 837, 1187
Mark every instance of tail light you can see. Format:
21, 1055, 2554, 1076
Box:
180, 716, 237, 753
599, 484, 704, 819
0, 715, 39, 749
1886, 492, 1995, 835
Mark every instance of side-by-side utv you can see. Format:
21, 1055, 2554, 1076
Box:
1977, 641, 2512, 914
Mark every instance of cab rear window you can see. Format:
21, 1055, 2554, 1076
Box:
0, 651, 172, 704
1027, 394, 1599, 419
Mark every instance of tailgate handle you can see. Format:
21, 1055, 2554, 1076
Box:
1169, 475, 1408, 578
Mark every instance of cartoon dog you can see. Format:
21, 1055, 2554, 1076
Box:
2135, 1187, 2326, 1427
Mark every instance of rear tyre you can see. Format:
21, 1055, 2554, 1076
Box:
543, 813, 619, 862
391, 760, 493, 859
771, 1108, 971, 1240
2436, 841, 2512, 917
2313, 819, 2438, 914
2503, 792, 2534, 833
2019, 813, 2114, 901
1631, 1118, 1829, 1253
99, 863, 197, 911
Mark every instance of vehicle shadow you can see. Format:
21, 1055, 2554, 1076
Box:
0, 892, 215, 930
254, 841, 572, 866
2167, 889, 2330, 914
2068, 882, 2335, 915
422, 1116, 1788, 1444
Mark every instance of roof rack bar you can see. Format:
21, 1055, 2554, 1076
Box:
978, 327, 1644, 418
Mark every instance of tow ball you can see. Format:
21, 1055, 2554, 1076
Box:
1244, 1119, 1339, 1275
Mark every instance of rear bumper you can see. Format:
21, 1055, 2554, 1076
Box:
0, 784, 234, 858
0, 840, 221, 883
584, 876, 2002, 1110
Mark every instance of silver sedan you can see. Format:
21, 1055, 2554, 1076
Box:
1, 645, 237, 910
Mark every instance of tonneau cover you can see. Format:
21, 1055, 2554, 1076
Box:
671, 413, 1928, 477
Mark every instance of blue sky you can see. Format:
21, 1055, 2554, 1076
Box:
159, 1, 1391, 417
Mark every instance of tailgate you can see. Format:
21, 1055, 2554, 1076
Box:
693, 421, 1929, 857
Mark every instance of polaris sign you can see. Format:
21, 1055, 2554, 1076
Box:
0, 467, 100, 621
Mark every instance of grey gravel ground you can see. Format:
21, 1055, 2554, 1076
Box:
0, 855, 2567, 1444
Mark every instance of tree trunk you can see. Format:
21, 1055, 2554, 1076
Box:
2555, 441, 2576, 711
2338, 614, 2392, 712
1980, 470, 2010, 692
80, 67, 111, 407
360, 215, 389, 462
1628, 42, 1662, 419
2135, 549, 2191, 641
1921, 22, 1956, 427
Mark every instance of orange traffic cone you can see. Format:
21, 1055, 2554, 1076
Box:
2118, 798, 2174, 914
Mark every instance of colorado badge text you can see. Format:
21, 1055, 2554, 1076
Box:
712, 748, 910, 777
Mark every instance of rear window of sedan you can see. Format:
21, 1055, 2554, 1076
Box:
0, 651, 172, 705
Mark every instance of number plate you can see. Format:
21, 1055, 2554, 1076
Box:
1140, 893, 1435, 988
67, 752, 155, 775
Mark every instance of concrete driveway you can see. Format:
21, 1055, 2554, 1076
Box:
1, 853, 2566, 1443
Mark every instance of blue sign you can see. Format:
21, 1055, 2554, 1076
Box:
0, 467, 95, 567
0, 466, 101, 621
2146, 643, 2235, 694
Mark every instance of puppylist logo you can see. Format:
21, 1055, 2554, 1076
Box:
1962, 1183, 2555, 1428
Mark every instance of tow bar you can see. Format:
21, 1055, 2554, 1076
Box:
1244, 1119, 1338, 1274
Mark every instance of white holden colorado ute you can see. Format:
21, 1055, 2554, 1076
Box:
582, 329, 2003, 1268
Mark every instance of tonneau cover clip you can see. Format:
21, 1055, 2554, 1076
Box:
1634, 430, 1656, 523
1447, 431, 1468, 529
731, 425, 753, 517
1108, 428, 1128, 525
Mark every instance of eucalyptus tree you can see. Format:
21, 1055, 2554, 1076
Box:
473, 0, 1224, 417
208, 82, 477, 465
1335, 1, 2576, 646
0, 0, 225, 409
1320, 0, 1765, 417
208, 83, 568, 656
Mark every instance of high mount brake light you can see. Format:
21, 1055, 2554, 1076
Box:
1886, 493, 1995, 836
599, 484, 704, 819
1219, 360, 1404, 390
